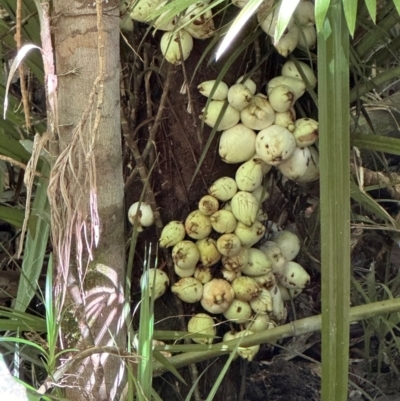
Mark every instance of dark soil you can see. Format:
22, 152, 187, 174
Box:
245, 358, 320, 401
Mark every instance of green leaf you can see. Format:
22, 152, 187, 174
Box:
351, 132, 400, 156
318, 0, 351, 399
275, 0, 301, 43
137, 244, 156, 401
0, 307, 46, 332
215, 0, 264, 60
343, 0, 358, 36
315, 0, 331, 32
350, 180, 396, 226
0, 132, 34, 163
0, 205, 37, 233
364, 0, 377, 23
13, 162, 50, 313
393, 0, 400, 16
153, 350, 186, 385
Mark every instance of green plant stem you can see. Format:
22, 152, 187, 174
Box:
318, 1, 351, 400
152, 298, 400, 375
350, 65, 400, 103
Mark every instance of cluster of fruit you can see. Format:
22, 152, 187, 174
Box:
148, 177, 310, 360
200, 60, 319, 184
120, 0, 215, 64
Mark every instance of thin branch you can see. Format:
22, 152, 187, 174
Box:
0, 155, 42, 177
16, 0, 31, 130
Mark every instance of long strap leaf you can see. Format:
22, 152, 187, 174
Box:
318, 1, 351, 400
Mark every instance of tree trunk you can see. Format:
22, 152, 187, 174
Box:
52, 1, 126, 399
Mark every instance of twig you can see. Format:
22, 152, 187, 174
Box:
124, 137, 163, 230
179, 47, 202, 145
144, 63, 173, 160
253, 38, 262, 88
351, 163, 400, 200
124, 64, 173, 186
37, 346, 138, 394
16, 0, 31, 130
0, 155, 42, 177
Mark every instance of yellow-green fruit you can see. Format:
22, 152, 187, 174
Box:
242, 248, 272, 276
281, 60, 317, 89
174, 263, 196, 278
274, 25, 299, 57
198, 80, 229, 100
231, 191, 259, 227
201, 100, 240, 131
221, 268, 241, 282
128, 201, 154, 231
227, 84, 252, 111
185, 210, 212, 240
234, 330, 260, 361
208, 176, 238, 201
244, 314, 273, 332
160, 30, 193, 65
188, 313, 216, 344
232, 276, 260, 302
198, 195, 219, 216
194, 265, 213, 284
143, 268, 169, 300
249, 288, 273, 314
235, 158, 264, 192
293, 118, 319, 148
222, 246, 249, 272
159, 221, 186, 248
255, 125, 296, 166
236, 75, 257, 95
181, 3, 215, 39
216, 233, 241, 257
252, 271, 276, 289
223, 299, 252, 324
279, 261, 310, 289
268, 85, 295, 113
171, 277, 203, 303
234, 220, 266, 248
240, 94, 275, 131
210, 210, 237, 234
271, 230, 300, 261
172, 240, 200, 270
201, 278, 234, 314
269, 284, 287, 323
219, 123, 257, 164
267, 76, 306, 101
196, 238, 222, 267
129, 0, 162, 22
259, 241, 287, 275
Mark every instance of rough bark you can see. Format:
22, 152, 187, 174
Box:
52, 1, 126, 399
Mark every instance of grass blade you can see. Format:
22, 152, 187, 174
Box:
13, 162, 50, 313
136, 244, 156, 401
